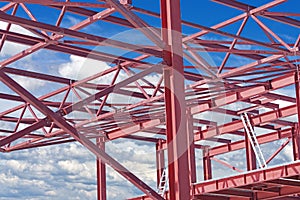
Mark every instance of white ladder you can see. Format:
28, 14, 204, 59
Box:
157, 168, 168, 196
241, 112, 267, 168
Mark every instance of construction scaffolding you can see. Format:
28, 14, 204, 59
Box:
0, 0, 299, 199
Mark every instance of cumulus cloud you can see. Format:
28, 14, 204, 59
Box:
0, 143, 97, 199
0, 41, 29, 58
0, 137, 160, 200
0, 22, 51, 92
0, 87, 296, 200
58, 55, 110, 80
57, 54, 163, 122
0, 21, 36, 58
0, 23, 296, 199
9, 75, 46, 92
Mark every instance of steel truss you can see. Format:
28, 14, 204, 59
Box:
0, 0, 299, 199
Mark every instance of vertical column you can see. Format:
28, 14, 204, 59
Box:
245, 133, 257, 170
293, 68, 300, 160
156, 139, 165, 186
96, 137, 106, 200
203, 148, 212, 180
160, 0, 190, 199
292, 127, 300, 160
187, 109, 196, 184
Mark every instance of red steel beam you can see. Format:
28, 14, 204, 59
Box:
49, 5, 134, 28
97, 137, 106, 200
0, 11, 161, 60
217, 16, 248, 74
0, 0, 109, 8
131, 162, 300, 199
294, 68, 300, 160
0, 3, 18, 51
77, 72, 298, 150
194, 161, 300, 194
187, 110, 197, 184
104, 0, 164, 49
203, 148, 212, 180
0, 1, 298, 200
0, 2, 15, 12
191, 42, 292, 71
156, 139, 165, 188
161, 0, 190, 199
256, 185, 300, 199
212, 0, 300, 28
106, 118, 164, 140
184, 24, 290, 55
0, 29, 146, 64
208, 128, 292, 157
183, 0, 288, 42
204, 188, 254, 199
245, 128, 257, 170
0, 120, 47, 147
190, 72, 295, 110
220, 55, 284, 78
196, 104, 296, 141
0, 70, 163, 200
265, 139, 290, 165
132, 4, 293, 56
195, 194, 251, 200
211, 157, 243, 173
56, 70, 298, 150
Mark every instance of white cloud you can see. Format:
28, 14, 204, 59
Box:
0, 22, 50, 92
0, 88, 297, 200
282, 142, 294, 161
0, 41, 29, 58
65, 16, 81, 27
6, 159, 27, 172
45, 190, 56, 196
58, 55, 110, 80
0, 24, 296, 199
11, 75, 46, 91
0, 21, 36, 58
0, 139, 160, 199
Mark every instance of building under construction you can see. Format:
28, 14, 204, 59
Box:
0, 0, 299, 199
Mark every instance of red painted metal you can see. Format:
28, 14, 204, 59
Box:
187, 110, 196, 185
156, 139, 165, 188
97, 137, 107, 200
265, 138, 290, 165
203, 148, 212, 181
0, 0, 298, 199
294, 67, 300, 160
210, 157, 243, 173
161, 0, 190, 199
194, 161, 300, 194
245, 129, 257, 170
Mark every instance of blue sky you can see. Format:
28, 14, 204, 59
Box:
0, 0, 299, 199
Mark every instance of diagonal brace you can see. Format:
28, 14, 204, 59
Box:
0, 70, 163, 200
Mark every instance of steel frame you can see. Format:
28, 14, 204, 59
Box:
0, 0, 299, 199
